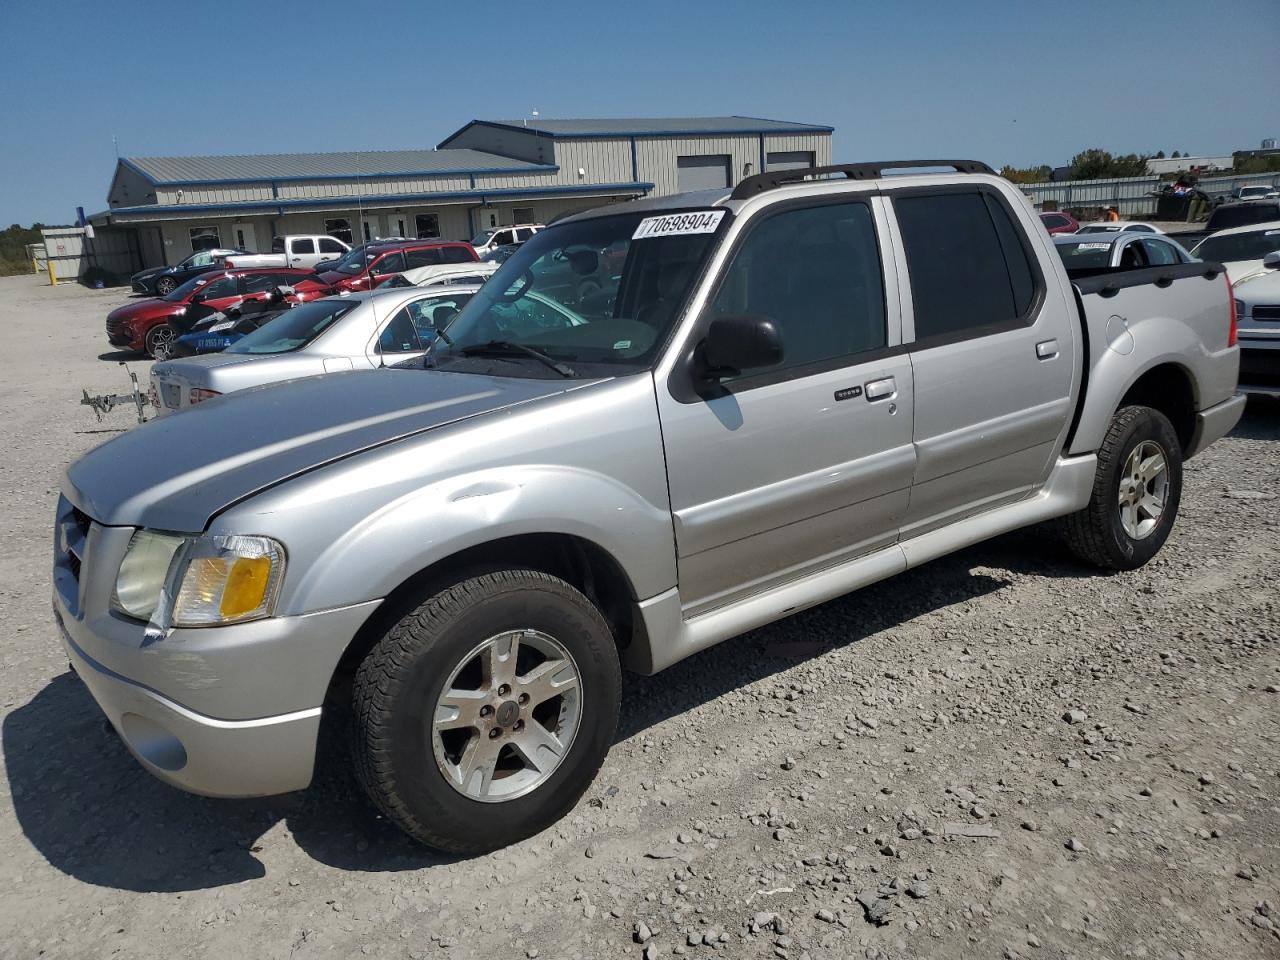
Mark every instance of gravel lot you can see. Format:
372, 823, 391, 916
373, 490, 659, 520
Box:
0, 273, 1277, 960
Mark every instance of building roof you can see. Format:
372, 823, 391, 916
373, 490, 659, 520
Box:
439, 115, 834, 145
121, 148, 551, 185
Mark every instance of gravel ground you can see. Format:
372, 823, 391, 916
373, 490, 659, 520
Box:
0, 273, 1277, 960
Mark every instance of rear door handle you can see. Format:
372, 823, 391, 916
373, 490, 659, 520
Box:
865, 376, 896, 401
1036, 339, 1059, 360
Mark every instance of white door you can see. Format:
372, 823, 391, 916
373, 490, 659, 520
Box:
386, 215, 408, 239
361, 216, 382, 242
231, 222, 257, 252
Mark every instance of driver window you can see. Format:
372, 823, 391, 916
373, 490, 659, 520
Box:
194, 276, 237, 300
376, 307, 425, 353
1141, 239, 1179, 265
371, 251, 406, 276
707, 202, 886, 376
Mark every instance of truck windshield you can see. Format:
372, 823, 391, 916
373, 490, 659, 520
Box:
225, 299, 359, 355
428, 209, 728, 376
1193, 228, 1280, 264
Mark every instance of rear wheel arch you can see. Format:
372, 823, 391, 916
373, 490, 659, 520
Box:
325, 532, 644, 710
1115, 362, 1197, 454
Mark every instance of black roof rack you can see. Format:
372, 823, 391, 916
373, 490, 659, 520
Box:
729, 160, 996, 201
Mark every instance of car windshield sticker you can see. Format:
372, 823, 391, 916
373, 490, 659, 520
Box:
632, 211, 725, 240
1077, 243, 1111, 250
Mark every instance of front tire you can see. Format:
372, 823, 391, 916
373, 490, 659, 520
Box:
352, 569, 621, 853
1063, 404, 1183, 570
145, 324, 175, 360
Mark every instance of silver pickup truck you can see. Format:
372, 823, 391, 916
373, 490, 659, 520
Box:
52, 160, 1243, 853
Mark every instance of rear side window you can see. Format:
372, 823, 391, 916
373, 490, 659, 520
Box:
377, 308, 426, 353
291, 238, 316, 255
895, 191, 1037, 342
405, 247, 444, 269
442, 246, 475, 264
708, 201, 886, 377
1141, 239, 1180, 265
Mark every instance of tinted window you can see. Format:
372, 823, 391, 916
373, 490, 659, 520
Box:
240, 272, 280, 294
319, 237, 346, 253
1055, 240, 1115, 270
192, 276, 237, 301
442, 246, 475, 264
371, 251, 406, 276
1042, 215, 1069, 228
405, 247, 443, 269
1141, 239, 1180, 265
227, 300, 359, 355
1208, 202, 1280, 231
515, 228, 534, 241
1193, 228, 1280, 263
708, 202, 885, 376
1118, 242, 1147, 269
290, 238, 316, 255
377, 308, 425, 353
271, 237, 286, 253
896, 191, 1035, 341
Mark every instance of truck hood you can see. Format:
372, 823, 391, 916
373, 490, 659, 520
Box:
65, 370, 587, 531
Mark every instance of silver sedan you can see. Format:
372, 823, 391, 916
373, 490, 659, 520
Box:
1053, 231, 1193, 272
149, 286, 479, 415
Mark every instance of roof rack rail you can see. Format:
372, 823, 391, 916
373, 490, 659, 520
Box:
729, 160, 996, 201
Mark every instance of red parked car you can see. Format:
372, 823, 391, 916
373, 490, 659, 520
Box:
293, 239, 477, 296
1039, 211, 1080, 235
105, 267, 314, 358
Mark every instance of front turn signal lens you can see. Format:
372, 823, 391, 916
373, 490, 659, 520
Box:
171, 535, 285, 627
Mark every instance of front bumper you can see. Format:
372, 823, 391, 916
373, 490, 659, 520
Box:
130, 278, 154, 294
51, 497, 380, 797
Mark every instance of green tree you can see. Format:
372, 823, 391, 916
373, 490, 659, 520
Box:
999, 164, 1052, 184
1069, 149, 1151, 180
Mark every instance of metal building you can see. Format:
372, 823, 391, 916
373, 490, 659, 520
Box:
89, 116, 832, 270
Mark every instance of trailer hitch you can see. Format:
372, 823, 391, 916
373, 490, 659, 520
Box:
80, 362, 150, 424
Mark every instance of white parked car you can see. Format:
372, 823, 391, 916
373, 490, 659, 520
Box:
1074, 221, 1165, 235
1190, 221, 1280, 282
1232, 251, 1280, 395
223, 235, 351, 271
470, 224, 543, 257
379, 261, 500, 289
149, 286, 480, 415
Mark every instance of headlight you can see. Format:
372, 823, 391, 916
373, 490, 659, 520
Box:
112, 531, 286, 629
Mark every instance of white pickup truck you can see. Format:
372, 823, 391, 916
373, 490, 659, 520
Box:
223, 235, 350, 271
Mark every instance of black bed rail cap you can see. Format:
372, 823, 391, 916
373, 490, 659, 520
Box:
729, 160, 997, 201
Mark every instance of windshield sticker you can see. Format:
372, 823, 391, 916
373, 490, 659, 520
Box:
1077, 242, 1111, 250
632, 211, 725, 240
613, 340, 632, 350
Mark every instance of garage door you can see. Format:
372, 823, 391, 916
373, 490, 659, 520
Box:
677, 155, 731, 192
766, 151, 815, 171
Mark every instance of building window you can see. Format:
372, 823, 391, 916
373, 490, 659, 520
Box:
325, 218, 353, 244
512, 206, 535, 225
416, 214, 440, 239
676, 155, 731, 192
189, 225, 220, 252
766, 151, 815, 171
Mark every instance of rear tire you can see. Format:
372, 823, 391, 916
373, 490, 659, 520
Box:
154, 276, 177, 295
352, 569, 621, 853
1062, 404, 1183, 570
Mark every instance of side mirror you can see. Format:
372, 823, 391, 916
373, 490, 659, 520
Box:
1263, 251, 1280, 270
698, 314, 783, 381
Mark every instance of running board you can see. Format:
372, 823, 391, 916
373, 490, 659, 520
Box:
629, 454, 1097, 675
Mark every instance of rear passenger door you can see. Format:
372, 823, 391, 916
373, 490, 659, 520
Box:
657, 198, 917, 615
888, 187, 1077, 536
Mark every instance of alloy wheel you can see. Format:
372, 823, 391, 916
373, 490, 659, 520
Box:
431, 629, 582, 803
1117, 440, 1168, 539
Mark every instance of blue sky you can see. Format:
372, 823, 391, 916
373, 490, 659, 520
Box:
1, 0, 1277, 226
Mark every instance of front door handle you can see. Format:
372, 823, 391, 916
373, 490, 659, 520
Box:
1036, 339, 1059, 360
865, 376, 896, 401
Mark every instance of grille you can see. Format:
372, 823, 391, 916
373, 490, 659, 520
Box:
1253, 305, 1280, 322
65, 506, 92, 582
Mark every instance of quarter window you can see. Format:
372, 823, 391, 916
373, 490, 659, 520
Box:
377, 307, 426, 353
707, 201, 886, 377
895, 191, 1037, 341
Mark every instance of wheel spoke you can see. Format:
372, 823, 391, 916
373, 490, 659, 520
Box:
1138, 453, 1165, 483
508, 720, 566, 774
1122, 502, 1139, 537
1138, 493, 1164, 522
517, 657, 579, 707
483, 632, 520, 688
455, 732, 502, 797
434, 688, 488, 731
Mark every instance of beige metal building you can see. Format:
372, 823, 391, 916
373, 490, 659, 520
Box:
90, 116, 832, 270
